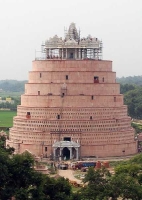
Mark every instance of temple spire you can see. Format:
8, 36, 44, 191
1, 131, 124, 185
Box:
65, 22, 79, 41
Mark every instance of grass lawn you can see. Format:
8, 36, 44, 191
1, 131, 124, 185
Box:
0, 110, 17, 127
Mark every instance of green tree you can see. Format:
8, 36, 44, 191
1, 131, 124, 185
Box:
108, 173, 142, 200
115, 163, 141, 178
124, 87, 142, 119
0, 135, 73, 200
120, 83, 136, 94
42, 176, 71, 200
113, 162, 142, 200
117, 76, 142, 86
80, 160, 142, 200
81, 167, 110, 200
0, 135, 15, 155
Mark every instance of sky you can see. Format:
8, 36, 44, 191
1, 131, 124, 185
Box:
0, 0, 142, 80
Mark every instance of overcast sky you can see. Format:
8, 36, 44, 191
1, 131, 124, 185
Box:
0, 0, 141, 80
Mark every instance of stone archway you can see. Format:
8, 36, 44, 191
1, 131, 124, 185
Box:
62, 147, 70, 160
53, 141, 80, 160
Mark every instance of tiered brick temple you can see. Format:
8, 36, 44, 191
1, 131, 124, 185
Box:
7, 23, 137, 159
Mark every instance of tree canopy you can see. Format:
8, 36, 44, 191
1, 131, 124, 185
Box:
0, 135, 72, 200
78, 155, 142, 200
117, 75, 142, 86
0, 80, 27, 92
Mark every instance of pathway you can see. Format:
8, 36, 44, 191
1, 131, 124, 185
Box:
58, 169, 82, 184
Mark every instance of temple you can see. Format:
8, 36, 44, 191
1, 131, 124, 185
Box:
7, 23, 137, 160
45, 22, 102, 60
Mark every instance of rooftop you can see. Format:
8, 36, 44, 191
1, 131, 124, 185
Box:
53, 140, 80, 148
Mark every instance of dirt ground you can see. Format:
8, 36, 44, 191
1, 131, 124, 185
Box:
58, 169, 82, 184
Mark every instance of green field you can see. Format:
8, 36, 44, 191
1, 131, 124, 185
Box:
0, 110, 17, 127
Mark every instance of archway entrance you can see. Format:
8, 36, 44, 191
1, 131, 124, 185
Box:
62, 147, 70, 160
53, 141, 80, 160
70, 52, 73, 59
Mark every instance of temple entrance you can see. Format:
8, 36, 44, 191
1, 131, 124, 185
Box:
70, 53, 73, 59
62, 147, 70, 160
53, 141, 80, 160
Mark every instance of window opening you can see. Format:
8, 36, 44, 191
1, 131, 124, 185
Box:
61, 93, 65, 97
57, 114, 60, 119
45, 147, 47, 152
64, 137, 71, 141
91, 95, 94, 100
90, 116, 92, 120
40, 73, 42, 78
94, 76, 99, 83
114, 97, 116, 102
66, 75, 68, 80
26, 112, 31, 119
102, 77, 104, 82
38, 91, 40, 95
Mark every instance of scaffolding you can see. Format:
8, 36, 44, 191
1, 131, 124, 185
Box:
35, 23, 103, 61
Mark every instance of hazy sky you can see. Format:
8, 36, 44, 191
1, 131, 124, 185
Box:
0, 0, 141, 80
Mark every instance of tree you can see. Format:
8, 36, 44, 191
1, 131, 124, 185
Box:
117, 76, 142, 86
42, 176, 71, 200
80, 160, 142, 200
0, 135, 73, 200
81, 167, 110, 200
0, 135, 45, 200
120, 83, 136, 94
115, 163, 141, 178
112, 161, 142, 200
124, 87, 142, 119
0, 135, 15, 155
104, 171, 142, 200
